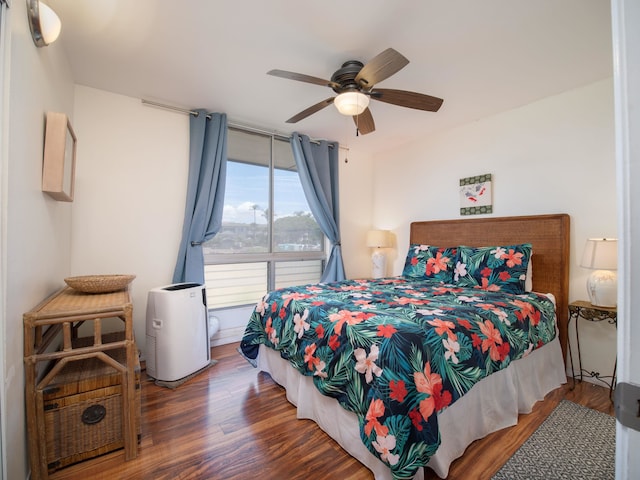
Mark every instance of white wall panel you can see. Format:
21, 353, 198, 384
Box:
72, 86, 189, 356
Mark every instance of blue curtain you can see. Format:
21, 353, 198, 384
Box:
290, 132, 345, 282
172, 111, 227, 284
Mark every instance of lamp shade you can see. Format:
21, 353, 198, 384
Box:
334, 91, 370, 116
580, 238, 618, 270
366, 230, 392, 248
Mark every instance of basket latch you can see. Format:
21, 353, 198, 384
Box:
81, 404, 107, 425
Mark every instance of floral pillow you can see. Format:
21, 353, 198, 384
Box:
402, 244, 457, 283
454, 243, 532, 294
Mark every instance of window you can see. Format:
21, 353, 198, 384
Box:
203, 127, 325, 309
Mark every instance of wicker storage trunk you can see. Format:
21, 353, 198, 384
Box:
42, 334, 141, 473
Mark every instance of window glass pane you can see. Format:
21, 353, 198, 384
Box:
205, 262, 267, 309
275, 260, 323, 290
205, 130, 269, 254
203, 127, 326, 308
273, 138, 323, 252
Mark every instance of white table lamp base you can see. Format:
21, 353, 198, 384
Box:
587, 269, 617, 307
371, 249, 387, 278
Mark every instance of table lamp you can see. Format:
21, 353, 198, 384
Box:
366, 230, 392, 278
580, 238, 618, 307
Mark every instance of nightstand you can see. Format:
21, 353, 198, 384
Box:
567, 300, 617, 398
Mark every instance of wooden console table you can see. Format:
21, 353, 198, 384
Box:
24, 287, 138, 480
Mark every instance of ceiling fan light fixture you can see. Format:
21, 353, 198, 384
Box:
334, 91, 369, 116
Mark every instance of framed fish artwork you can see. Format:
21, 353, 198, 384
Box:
459, 174, 492, 215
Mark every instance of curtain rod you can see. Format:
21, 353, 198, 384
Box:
140, 99, 345, 150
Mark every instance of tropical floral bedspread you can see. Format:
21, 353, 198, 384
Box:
240, 277, 557, 480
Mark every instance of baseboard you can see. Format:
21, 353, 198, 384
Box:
211, 326, 245, 347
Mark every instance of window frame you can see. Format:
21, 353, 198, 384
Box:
203, 126, 326, 305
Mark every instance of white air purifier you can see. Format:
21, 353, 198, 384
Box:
145, 282, 210, 382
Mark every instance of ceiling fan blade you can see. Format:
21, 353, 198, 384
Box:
355, 48, 409, 88
371, 88, 444, 112
286, 97, 335, 123
268, 69, 339, 89
353, 108, 375, 135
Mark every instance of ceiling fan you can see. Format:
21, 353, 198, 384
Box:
267, 48, 443, 135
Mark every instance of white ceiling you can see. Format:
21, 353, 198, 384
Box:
49, 0, 613, 155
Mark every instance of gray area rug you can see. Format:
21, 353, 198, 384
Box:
492, 400, 615, 480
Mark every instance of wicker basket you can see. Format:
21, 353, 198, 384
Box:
64, 275, 135, 294
43, 334, 141, 472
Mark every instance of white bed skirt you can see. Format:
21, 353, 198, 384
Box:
256, 336, 567, 479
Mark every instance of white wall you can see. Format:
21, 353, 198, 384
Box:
71, 86, 189, 353
372, 78, 617, 383
337, 147, 375, 279
71, 86, 376, 353
2, 2, 75, 478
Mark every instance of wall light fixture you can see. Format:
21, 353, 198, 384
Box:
27, 0, 62, 47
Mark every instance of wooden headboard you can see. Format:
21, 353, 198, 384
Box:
410, 214, 570, 361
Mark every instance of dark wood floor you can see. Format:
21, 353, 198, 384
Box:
49, 342, 614, 480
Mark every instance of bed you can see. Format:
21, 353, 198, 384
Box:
240, 214, 570, 479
